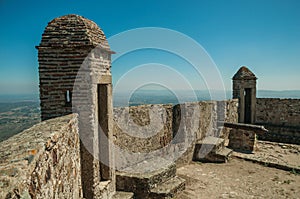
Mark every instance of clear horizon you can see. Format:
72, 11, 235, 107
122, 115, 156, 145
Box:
1, 0, 300, 94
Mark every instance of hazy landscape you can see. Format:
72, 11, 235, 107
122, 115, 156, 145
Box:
1, 90, 300, 142
114, 89, 300, 107
0, 100, 40, 141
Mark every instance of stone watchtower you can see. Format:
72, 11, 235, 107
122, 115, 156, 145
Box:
232, 66, 257, 124
36, 15, 115, 198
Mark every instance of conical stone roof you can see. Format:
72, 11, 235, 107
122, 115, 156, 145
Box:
37, 14, 110, 49
232, 66, 257, 80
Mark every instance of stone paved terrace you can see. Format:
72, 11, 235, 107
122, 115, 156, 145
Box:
232, 140, 300, 172
177, 158, 300, 199
176, 139, 300, 198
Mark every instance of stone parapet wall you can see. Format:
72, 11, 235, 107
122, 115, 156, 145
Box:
0, 114, 82, 199
256, 98, 300, 144
0, 99, 239, 198
113, 99, 238, 169
224, 100, 239, 124
258, 125, 300, 144
256, 98, 300, 127
218, 100, 239, 144
113, 104, 173, 153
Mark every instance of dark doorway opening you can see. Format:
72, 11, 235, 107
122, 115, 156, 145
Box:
244, 88, 252, 123
98, 84, 111, 181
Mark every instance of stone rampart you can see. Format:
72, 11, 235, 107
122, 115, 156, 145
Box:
0, 99, 239, 198
113, 99, 238, 169
0, 114, 82, 199
256, 98, 300, 127
256, 98, 300, 144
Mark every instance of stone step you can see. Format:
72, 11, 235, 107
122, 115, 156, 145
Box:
112, 191, 134, 199
193, 136, 225, 160
200, 136, 225, 152
215, 147, 233, 163
216, 147, 232, 156
149, 176, 186, 199
116, 157, 177, 197
177, 189, 199, 199
195, 147, 233, 163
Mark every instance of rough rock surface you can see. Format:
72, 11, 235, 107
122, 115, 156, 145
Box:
0, 114, 82, 199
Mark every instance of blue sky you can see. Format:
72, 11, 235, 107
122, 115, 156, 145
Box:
0, 0, 299, 94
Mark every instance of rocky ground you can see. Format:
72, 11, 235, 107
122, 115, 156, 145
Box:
177, 141, 300, 199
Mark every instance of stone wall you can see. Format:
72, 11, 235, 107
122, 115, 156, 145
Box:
256, 98, 300, 127
0, 114, 82, 199
38, 47, 90, 120
113, 99, 238, 169
171, 102, 202, 167
224, 100, 239, 124
219, 100, 239, 144
256, 98, 300, 144
113, 104, 174, 169
113, 104, 173, 153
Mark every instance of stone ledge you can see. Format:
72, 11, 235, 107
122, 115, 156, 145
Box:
232, 140, 300, 173
233, 155, 300, 173
221, 122, 268, 134
0, 114, 82, 199
149, 176, 185, 198
112, 191, 134, 199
